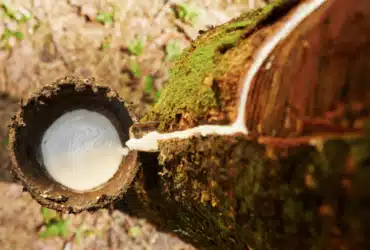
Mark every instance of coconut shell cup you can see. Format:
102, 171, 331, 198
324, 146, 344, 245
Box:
8, 77, 138, 213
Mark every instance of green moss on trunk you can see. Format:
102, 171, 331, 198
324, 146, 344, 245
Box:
143, 0, 297, 131
122, 1, 370, 249
125, 128, 370, 249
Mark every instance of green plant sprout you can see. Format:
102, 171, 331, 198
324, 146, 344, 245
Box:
127, 38, 144, 56
173, 3, 199, 25
165, 40, 182, 61
0, 1, 34, 49
96, 11, 114, 25
1, 1, 32, 23
96, 3, 119, 25
144, 75, 153, 94
100, 41, 111, 50
144, 75, 162, 102
39, 207, 70, 239
128, 225, 142, 238
99, 36, 111, 50
154, 89, 162, 102
129, 60, 141, 78
2, 29, 23, 40
1, 28, 24, 49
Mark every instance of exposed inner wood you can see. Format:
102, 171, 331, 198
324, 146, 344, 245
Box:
246, 0, 370, 137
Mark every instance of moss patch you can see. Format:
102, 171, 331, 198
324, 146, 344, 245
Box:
124, 132, 370, 249
143, 0, 295, 131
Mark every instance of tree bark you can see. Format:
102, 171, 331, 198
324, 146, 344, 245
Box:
123, 0, 370, 249
9, 0, 370, 249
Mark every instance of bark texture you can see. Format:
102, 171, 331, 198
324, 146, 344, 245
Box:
143, 0, 300, 131
125, 133, 370, 250
123, 0, 370, 249
9, 0, 370, 249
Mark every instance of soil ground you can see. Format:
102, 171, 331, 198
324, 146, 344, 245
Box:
0, 0, 265, 249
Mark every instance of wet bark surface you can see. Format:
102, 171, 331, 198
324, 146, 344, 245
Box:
117, 1, 370, 249
0, 0, 256, 249
121, 131, 370, 250
246, 0, 370, 138
6, 0, 370, 249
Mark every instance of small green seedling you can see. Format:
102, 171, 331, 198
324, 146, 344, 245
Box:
100, 36, 111, 50
2, 29, 24, 40
144, 75, 153, 94
129, 60, 141, 78
96, 11, 114, 25
144, 75, 161, 102
154, 89, 162, 102
39, 207, 70, 239
127, 38, 144, 56
100, 41, 110, 50
1, 1, 32, 23
13, 31, 23, 39
1, 1, 17, 20
165, 40, 182, 62
173, 3, 199, 25
1, 28, 24, 49
0, 2, 33, 49
128, 225, 142, 238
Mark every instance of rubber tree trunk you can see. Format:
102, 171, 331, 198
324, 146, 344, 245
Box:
122, 1, 370, 249
9, 0, 370, 249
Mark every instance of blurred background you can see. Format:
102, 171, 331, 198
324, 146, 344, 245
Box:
0, 0, 266, 249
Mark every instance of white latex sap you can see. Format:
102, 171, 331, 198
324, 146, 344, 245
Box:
125, 0, 326, 152
41, 109, 129, 192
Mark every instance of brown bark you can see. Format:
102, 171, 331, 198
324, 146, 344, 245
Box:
8, 1, 370, 249
125, 1, 370, 249
246, 0, 370, 138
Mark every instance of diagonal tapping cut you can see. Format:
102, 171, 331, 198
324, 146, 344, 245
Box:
126, 0, 327, 152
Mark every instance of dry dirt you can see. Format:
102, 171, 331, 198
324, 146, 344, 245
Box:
0, 0, 265, 249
